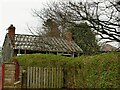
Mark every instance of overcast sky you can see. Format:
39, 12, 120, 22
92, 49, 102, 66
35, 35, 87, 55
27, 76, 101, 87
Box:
0, 0, 56, 46
0, 0, 82, 47
0, 0, 98, 47
0, 0, 118, 47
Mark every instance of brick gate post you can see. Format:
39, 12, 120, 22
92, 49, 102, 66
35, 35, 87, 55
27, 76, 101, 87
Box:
2, 64, 5, 90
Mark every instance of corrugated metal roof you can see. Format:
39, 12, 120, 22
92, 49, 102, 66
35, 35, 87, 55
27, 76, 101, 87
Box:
14, 34, 83, 53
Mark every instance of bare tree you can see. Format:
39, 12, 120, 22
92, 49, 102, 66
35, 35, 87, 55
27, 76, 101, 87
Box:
32, 1, 74, 37
31, 0, 120, 47
67, 0, 120, 42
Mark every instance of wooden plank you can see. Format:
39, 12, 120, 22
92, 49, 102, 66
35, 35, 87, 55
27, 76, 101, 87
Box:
43, 68, 46, 88
27, 67, 29, 88
40, 67, 43, 88
46, 68, 48, 88
32, 67, 35, 88
54, 68, 56, 88
38, 67, 41, 88
56, 68, 58, 88
58, 68, 61, 88
48, 68, 51, 88
30, 67, 33, 88
60, 68, 63, 88
51, 68, 53, 88
35, 67, 39, 88
35, 67, 37, 88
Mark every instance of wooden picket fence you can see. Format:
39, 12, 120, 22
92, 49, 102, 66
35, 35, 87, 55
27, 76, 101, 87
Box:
26, 67, 63, 88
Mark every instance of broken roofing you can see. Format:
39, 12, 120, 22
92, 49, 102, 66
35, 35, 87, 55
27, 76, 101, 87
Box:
13, 34, 83, 53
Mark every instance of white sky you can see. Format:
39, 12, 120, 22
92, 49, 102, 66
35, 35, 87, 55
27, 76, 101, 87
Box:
0, 0, 55, 47
0, 0, 98, 47
0, 0, 118, 47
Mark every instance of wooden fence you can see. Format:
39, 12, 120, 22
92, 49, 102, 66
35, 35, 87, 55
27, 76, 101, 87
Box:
26, 67, 63, 88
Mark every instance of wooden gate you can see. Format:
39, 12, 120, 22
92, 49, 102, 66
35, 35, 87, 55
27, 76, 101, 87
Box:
26, 67, 63, 88
0, 64, 2, 90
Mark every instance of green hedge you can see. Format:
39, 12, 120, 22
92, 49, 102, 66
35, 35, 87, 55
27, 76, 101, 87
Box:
16, 52, 120, 88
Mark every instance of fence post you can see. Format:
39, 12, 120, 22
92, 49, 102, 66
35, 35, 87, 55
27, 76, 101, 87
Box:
62, 64, 67, 89
14, 61, 20, 81
21, 70, 27, 89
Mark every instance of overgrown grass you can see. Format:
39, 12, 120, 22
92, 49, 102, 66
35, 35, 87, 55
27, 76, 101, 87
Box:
16, 52, 120, 88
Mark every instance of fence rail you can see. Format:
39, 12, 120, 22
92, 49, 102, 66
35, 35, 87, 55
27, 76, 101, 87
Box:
27, 67, 63, 88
